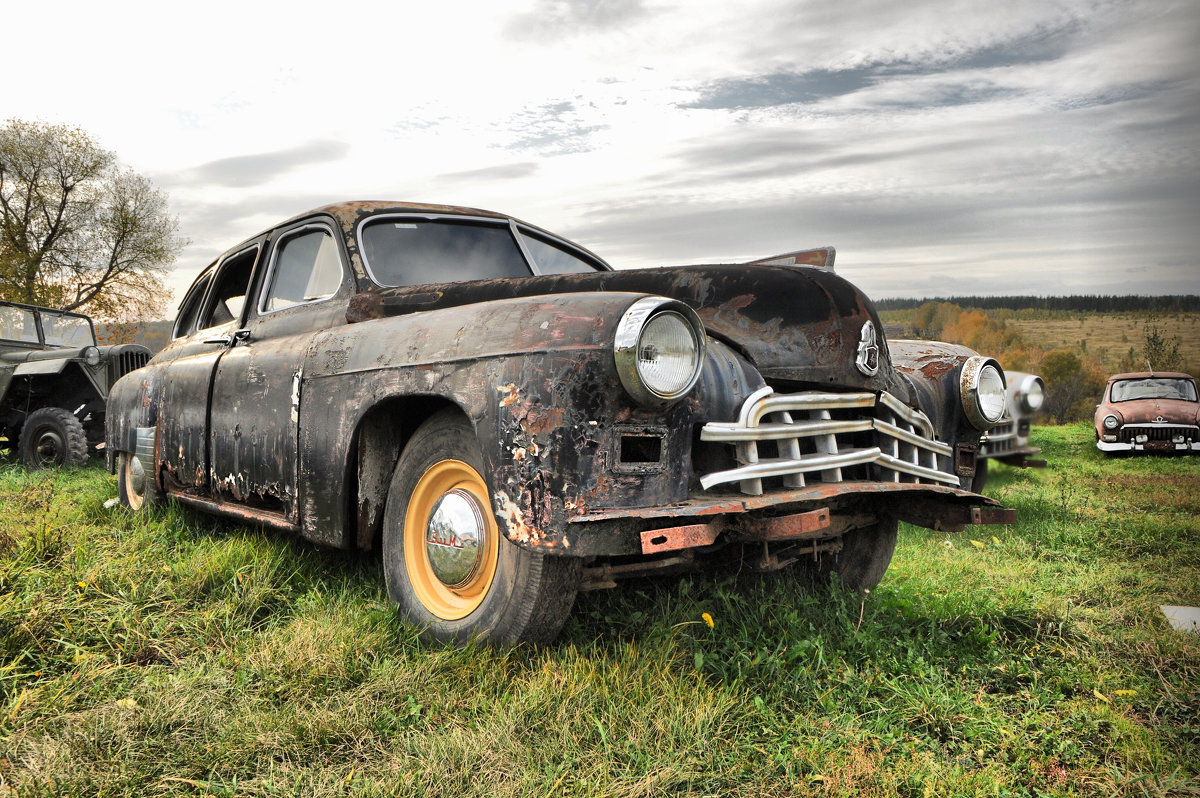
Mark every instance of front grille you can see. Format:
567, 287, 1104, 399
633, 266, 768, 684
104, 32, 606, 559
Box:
108, 350, 151, 385
1118, 423, 1198, 444
699, 387, 959, 495
981, 415, 1017, 455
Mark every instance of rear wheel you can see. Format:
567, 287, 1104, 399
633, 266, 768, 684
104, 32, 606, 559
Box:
118, 451, 160, 510
382, 410, 580, 646
18, 407, 88, 469
812, 519, 898, 590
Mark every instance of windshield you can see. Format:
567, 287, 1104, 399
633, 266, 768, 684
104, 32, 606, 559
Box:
361, 218, 532, 287
41, 311, 96, 347
0, 306, 39, 343
1110, 377, 1198, 403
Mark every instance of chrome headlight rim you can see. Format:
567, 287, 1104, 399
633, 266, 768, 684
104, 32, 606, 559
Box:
614, 297, 706, 408
1103, 414, 1120, 430
81, 345, 101, 367
961, 356, 1007, 430
1018, 374, 1046, 413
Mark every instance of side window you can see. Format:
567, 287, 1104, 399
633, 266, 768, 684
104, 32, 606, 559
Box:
261, 227, 343, 313
199, 247, 258, 331
173, 273, 213, 339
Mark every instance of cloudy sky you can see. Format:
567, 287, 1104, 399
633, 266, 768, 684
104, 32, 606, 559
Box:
6, 0, 1199, 316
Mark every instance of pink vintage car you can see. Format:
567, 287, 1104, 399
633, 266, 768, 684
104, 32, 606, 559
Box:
1094, 371, 1200, 453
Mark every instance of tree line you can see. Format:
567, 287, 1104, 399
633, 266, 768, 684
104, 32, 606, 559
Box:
876, 295, 1200, 314
892, 301, 1192, 423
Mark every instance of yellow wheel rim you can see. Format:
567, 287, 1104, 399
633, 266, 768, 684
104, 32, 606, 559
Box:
404, 459, 499, 620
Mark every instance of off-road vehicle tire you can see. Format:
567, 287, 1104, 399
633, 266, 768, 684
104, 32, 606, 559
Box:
19, 407, 89, 469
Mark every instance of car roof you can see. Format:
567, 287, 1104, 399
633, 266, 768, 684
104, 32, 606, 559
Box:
1107, 371, 1195, 381
181, 200, 610, 304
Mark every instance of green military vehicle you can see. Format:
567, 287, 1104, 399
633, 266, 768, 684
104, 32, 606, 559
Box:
1, 300, 151, 468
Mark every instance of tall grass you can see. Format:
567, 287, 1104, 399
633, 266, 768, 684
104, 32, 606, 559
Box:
1, 425, 1197, 796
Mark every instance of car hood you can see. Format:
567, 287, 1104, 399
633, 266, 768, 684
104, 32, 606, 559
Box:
347, 263, 908, 395
1107, 397, 1200, 424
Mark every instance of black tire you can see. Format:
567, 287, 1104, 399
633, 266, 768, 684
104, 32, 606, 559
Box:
118, 451, 160, 511
813, 519, 898, 591
970, 457, 989, 493
382, 410, 580, 646
18, 407, 89, 469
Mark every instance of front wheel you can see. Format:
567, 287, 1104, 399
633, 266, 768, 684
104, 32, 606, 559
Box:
811, 519, 898, 590
18, 407, 89, 469
382, 410, 580, 646
970, 458, 990, 493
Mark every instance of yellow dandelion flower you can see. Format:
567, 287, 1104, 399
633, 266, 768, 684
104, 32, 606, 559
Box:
702, 612, 715, 629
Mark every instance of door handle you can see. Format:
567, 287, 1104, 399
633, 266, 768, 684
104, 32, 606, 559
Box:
202, 329, 252, 346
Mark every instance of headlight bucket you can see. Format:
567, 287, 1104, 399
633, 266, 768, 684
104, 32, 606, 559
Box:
1018, 374, 1046, 413
614, 297, 706, 408
82, 345, 101, 367
1103, 414, 1120, 430
960, 356, 1007, 430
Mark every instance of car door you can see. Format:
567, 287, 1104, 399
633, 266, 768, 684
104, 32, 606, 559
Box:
157, 244, 263, 491
207, 219, 349, 521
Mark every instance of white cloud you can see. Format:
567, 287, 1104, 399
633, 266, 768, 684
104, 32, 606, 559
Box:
5, 0, 1198, 316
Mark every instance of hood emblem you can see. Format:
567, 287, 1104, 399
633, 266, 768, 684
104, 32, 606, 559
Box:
856, 321, 880, 376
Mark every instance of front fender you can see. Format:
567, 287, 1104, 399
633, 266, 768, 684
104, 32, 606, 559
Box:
296, 291, 670, 548
105, 366, 162, 468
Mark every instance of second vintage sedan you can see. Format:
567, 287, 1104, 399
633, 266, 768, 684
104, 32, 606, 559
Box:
1094, 371, 1200, 453
972, 371, 1047, 491
107, 201, 1014, 645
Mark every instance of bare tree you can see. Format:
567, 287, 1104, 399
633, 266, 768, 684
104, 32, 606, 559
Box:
0, 119, 186, 320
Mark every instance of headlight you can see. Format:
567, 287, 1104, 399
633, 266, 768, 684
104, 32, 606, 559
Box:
82, 345, 101, 367
960, 356, 1007, 430
1020, 375, 1045, 413
614, 297, 706, 407
1103, 414, 1119, 430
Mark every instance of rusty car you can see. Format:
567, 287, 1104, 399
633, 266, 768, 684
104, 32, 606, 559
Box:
106, 201, 1015, 645
1094, 371, 1200, 453
2, 300, 150, 468
972, 370, 1047, 491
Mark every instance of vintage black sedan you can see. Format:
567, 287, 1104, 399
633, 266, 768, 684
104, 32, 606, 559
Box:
107, 201, 1013, 644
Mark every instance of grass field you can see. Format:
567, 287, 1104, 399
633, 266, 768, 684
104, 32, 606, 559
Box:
1, 426, 1198, 796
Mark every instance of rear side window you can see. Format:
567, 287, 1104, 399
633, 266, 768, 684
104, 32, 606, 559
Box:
173, 274, 212, 339
199, 247, 258, 330
360, 218, 531, 287
261, 227, 343, 313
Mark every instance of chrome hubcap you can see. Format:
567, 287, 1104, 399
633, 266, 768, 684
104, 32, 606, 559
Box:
425, 489, 486, 588
127, 455, 146, 499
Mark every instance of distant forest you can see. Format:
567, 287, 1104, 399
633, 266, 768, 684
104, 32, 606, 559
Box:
875, 295, 1200, 313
